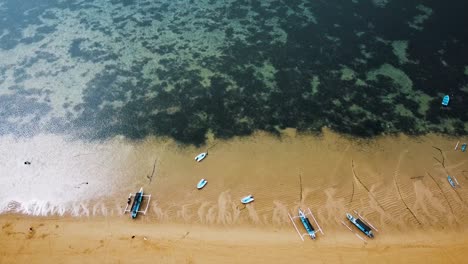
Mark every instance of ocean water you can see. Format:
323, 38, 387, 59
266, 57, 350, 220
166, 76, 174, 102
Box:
0, 0, 467, 217
0, 0, 467, 144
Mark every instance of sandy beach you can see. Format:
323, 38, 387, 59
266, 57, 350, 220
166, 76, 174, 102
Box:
1, 215, 468, 264
1, 129, 468, 263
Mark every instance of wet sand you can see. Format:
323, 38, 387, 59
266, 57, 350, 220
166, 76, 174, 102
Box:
1, 129, 468, 263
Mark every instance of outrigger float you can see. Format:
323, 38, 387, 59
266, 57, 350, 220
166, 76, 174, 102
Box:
341, 210, 378, 242
288, 208, 324, 241
123, 187, 151, 219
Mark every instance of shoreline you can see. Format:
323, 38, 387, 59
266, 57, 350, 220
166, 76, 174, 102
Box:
1, 129, 467, 224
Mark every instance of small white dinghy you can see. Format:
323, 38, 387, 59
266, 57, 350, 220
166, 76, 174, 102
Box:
194, 152, 207, 162
241, 195, 254, 204
197, 179, 208, 189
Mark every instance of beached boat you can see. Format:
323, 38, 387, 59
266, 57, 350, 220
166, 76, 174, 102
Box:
241, 195, 254, 204
447, 176, 455, 188
447, 175, 458, 188
197, 179, 207, 189
346, 213, 373, 238
298, 209, 316, 239
442, 95, 450, 106
131, 187, 144, 219
288, 208, 324, 241
123, 187, 151, 219
195, 152, 207, 162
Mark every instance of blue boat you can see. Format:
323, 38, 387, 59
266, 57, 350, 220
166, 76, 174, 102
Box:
442, 95, 450, 106
131, 187, 144, 219
298, 209, 316, 239
241, 195, 254, 204
461, 143, 467, 152
346, 213, 373, 238
197, 179, 208, 189
447, 176, 456, 188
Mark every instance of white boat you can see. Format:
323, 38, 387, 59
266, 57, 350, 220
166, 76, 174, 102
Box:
197, 179, 207, 189
241, 195, 254, 204
194, 152, 207, 162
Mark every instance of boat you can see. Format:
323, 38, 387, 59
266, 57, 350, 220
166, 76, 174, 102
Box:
131, 187, 144, 219
442, 95, 450, 106
123, 187, 151, 218
447, 175, 457, 188
288, 208, 324, 241
461, 143, 467, 152
298, 209, 316, 239
346, 213, 373, 238
194, 152, 207, 162
241, 195, 254, 204
197, 179, 207, 189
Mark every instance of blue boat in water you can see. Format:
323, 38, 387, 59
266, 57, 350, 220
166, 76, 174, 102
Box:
461, 143, 467, 152
442, 95, 450, 106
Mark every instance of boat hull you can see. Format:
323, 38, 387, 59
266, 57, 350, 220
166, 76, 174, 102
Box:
447, 176, 456, 188
442, 95, 450, 106
346, 213, 373, 238
131, 188, 144, 219
241, 195, 254, 204
195, 153, 207, 162
299, 210, 316, 239
197, 179, 207, 189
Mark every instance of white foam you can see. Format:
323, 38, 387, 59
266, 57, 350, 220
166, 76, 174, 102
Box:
0, 135, 133, 217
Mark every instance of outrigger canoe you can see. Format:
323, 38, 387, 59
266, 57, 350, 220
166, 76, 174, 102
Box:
195, 152, 207, 162
299, 209, 316, 239
131, 187, 144, 219
346, 213, 373, 238
197, 179, 207, 189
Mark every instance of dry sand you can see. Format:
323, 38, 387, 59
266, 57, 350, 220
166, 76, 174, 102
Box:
1, 215, 467, 264
1, 129, 468, 263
